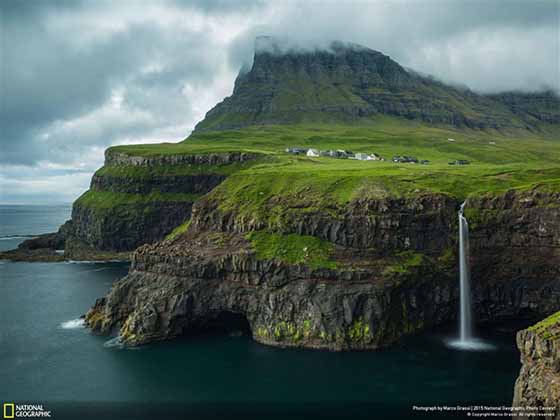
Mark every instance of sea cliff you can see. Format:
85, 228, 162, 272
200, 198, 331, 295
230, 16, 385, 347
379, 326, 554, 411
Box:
86, 186, 560, 350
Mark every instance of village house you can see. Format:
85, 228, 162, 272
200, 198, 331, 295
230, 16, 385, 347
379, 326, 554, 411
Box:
449, 159, 470, 165
368, 153, 383, 161
285, 147, 308, 155
354, 153, 369, 160
306, 148, 320, 157
335, 149, 354, 158
392, 155, 418, 163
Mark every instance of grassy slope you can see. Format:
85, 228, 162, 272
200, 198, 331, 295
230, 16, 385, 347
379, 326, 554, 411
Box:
247, 231, 337, 269
107, 118, 559, 204
75, 190, 201, 210
99, 118, 559, 267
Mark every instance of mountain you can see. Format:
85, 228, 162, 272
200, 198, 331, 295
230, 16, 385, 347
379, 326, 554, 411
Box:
195, 37, 559, 132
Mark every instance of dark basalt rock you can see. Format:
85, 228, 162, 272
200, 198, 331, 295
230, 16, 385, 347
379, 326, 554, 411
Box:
90, 173, 226, 195
86, 188, 560, 350
68, 151, 261, 253
86, 229, 457, 350
71, 199, 193, 252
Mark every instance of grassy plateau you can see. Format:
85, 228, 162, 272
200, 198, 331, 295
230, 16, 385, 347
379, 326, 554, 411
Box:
107, 117, 559, 203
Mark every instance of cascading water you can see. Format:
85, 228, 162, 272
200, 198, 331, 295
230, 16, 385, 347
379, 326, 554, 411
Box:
447, 202, 494, 351
458, 201, 472, 342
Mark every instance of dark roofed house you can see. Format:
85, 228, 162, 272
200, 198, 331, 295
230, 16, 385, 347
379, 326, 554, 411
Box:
449, 159, 471, 165
286, 147, 308, 155
393, 155, 418, 163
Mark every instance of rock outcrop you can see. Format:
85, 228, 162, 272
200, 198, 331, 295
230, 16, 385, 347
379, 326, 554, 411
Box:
513, 312, 560, 419
86, 229, 457, 350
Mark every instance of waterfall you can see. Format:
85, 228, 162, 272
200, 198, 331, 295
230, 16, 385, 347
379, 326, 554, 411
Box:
458, 202, 472, 342
446, 203, 494, 351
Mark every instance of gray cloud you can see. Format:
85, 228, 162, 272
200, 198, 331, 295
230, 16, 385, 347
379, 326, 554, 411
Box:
1, 0, 558, 203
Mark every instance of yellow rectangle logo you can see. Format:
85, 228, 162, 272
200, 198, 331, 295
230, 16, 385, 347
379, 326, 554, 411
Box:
3, 403, 14, 419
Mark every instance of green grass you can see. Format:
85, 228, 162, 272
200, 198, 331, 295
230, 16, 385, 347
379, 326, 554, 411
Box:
247, 231, 337, 269
75, 190, 201, 209
527, 311, 560, 340
92, 119, 559, 221
166, 219, 192, 241
95, 158, 264, 178
110, 117, 560, 162
383, 251, 425, 274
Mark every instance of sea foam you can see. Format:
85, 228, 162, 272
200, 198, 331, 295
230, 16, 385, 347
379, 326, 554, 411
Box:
60, 318, 85, 329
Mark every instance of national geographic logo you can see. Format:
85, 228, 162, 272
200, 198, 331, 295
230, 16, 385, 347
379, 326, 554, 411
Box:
3, 403, 51, 418
3, 404, 14, 419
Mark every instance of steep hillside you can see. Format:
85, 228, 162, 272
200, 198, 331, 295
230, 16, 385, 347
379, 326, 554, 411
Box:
195, 37, 559, 132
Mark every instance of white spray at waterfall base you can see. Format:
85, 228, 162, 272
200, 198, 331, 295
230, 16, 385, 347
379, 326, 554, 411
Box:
447, 202, 495, 351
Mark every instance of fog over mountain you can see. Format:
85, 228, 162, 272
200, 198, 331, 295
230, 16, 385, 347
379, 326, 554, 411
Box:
1, 0, 558, 203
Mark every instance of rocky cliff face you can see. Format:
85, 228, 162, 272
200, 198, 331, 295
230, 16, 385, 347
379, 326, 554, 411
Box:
489, 90, 560, 126
195, 38, 559, 132
68, 150, 260, 253
86, 229, 457, 350
86, 187, 560, 349
513, 312, 560, 419
468, 190, 560, 321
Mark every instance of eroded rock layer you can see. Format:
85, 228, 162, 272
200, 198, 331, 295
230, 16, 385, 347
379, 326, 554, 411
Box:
69, 150, 260, 252
86, 188, 560, 350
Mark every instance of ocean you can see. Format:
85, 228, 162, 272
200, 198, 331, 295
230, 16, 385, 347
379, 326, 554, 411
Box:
0, 205, 521, 419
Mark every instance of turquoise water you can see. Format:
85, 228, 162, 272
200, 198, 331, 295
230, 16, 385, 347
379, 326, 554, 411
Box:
0, 206, 522, 419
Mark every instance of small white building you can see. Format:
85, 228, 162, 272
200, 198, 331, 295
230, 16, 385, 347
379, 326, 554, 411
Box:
355, 153, 369, 161
306, 148, 320, 157
368, 153, 382, 161
448, 138, 455, 142
489, 141, 496, 145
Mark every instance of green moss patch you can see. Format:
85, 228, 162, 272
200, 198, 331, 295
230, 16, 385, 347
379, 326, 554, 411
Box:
95, 158, 263, 178
75, 190, 201, 210
247, 231, 337, 269
165, 220, 192, 241
383, 251, 425, 274
527, 311, 560, 340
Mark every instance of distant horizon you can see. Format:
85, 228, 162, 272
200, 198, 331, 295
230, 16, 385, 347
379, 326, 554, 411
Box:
0, 202, 73, 206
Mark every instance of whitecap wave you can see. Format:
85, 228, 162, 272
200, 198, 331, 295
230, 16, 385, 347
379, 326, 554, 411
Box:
445, 338, 496, 351
60, 318, 85, 329
103, 336, 125, 349
64, 259, 128, 264
0, 235, 34, 240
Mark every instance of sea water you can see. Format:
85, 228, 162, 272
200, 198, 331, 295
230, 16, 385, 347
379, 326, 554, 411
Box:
0, 205, 521, 420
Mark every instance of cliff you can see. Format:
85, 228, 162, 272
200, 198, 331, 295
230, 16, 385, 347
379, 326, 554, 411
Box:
513, 312, 560, 419
66, 149, 261, 254
78, 40, 559, 349
85, 186, 560, 349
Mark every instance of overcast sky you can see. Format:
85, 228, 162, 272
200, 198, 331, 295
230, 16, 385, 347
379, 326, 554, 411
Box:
1, 0, 558, 204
